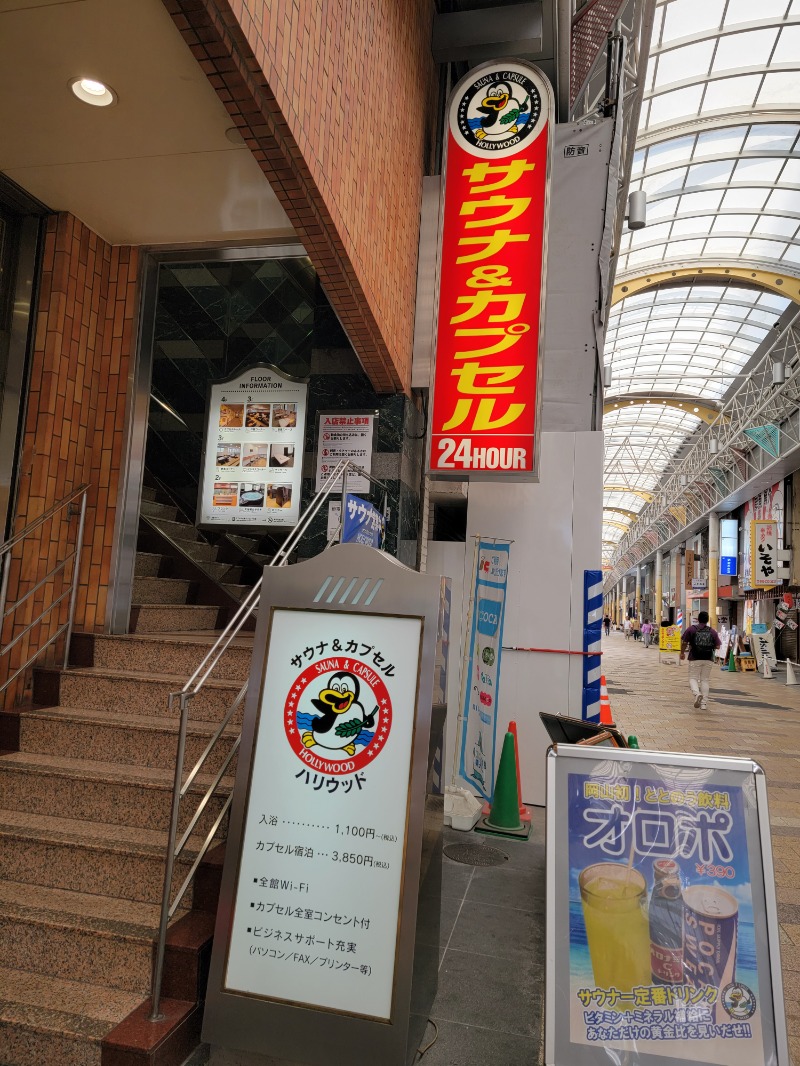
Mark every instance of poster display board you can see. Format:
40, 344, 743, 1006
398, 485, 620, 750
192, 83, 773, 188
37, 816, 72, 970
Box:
659, 624, 682, 666
458, 538, 510, 800
222, 608, 420, 1019
429, 60, 553, 480
546, 744, 789, 1066
197, 363, 307, 529
202, 544, 445, 1065
341, 494, 385, 548
315, 412, 375, 493
742, 485, 784, 589
720, 519, 738, 577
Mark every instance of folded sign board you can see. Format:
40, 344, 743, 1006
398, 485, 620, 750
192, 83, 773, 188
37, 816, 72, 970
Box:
430, 60, 553, 480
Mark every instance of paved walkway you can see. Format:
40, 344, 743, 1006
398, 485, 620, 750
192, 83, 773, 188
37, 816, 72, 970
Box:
603, 630, 800, 1064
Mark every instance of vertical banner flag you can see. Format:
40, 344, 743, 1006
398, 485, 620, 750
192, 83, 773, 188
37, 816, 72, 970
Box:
459, 539, 511, 800
583, 571, 603, 722
430, 61, 553, 480
751, 519, 779, 589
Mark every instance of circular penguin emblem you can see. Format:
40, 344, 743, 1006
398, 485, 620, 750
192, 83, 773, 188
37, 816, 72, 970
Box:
454, 70, 542, 154
284, 661, 393, 774
720, 982, 757, 1021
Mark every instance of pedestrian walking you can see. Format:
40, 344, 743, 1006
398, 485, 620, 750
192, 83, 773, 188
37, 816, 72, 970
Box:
603, 614, 611, 637
632, 617, 641, 641
642, 619, 653, 648
624, 617, 632, 641
680, 610, 721, 710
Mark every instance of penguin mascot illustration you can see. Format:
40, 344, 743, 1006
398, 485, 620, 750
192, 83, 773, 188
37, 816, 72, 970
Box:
302, 671, 378, 757
474, 81, 528, 140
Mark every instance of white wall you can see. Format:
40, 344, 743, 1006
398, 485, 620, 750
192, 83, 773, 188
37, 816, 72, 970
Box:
463, 432, 603, 807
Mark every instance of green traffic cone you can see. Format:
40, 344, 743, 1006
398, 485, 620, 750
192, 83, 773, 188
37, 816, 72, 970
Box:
475, 732, 531, 840
627, 735, 640, 749
727, 649, 737, 672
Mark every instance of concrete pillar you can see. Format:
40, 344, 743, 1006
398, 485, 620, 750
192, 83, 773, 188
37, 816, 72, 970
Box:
655, 551, 663, 625
635, 565, 641, 620
709, 512, 719, 624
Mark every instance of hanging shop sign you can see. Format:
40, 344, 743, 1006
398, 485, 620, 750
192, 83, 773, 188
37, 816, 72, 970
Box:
751, 520, 779, 589
197, 363, 307, 530
720, 519, 738, 577
202, 545, 445, 1064
341, 493, 385, 549
742, 485, 784, 588
458, 538, 511, 800
429, 60, 553, 480
545, 744, 789, 1066
315, 412, 375, 493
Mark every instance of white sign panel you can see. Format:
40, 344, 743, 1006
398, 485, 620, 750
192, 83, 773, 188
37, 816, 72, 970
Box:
198, 364, 307, 529
315, 413, 375, 493
223, 608, 422, 1020
326, 500, 342, 543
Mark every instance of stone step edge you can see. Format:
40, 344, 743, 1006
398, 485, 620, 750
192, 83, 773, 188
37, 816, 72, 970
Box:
42, 664, 245, 690
20, 703, 240, 739
0, 750, 234, 795
0, 878, 167, 940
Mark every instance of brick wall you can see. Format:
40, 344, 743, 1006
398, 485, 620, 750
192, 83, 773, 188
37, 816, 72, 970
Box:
163, 0, 438, 393
0, 213, 138, 703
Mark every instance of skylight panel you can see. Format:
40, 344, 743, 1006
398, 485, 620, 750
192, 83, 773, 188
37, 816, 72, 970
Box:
675, 189, 725, 214
693, 126, 749, 158
757, 292, 791, 310
759, 72, 800, 106
756, 215, 799, 238
711, 213, 757, 233
647, 195, 681, 220
743, 238, 789, 260
703, 236, 747, 255
732, 157, 785, 183
645, 135, 697, 170
712, 28, 779, 73
772, 25, 800, 64
648, 85, 704, 128
744, 124, 800, 152
721, 188, 770, 210
643, 167, 687, 195
628, 246, 666, 267
660, 0, 725, 43
724, 0, 792, 24
779, 159, 800, 185
702, 75, 763, 114
654, 40, 715, 88
766, 189, 800, 212
663, 239, 706, 258
781, 245, 800, 263
687, 159, 736, 187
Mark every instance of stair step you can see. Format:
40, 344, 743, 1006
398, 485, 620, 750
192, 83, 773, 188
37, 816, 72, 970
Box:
140, 499, 179, 521
38, 667, 244, 723
132, 575, 192, 605
18, 706, 239, 775
203, 561, 243, 584
0, 879, 161, 994
0, 807, 197, 904
0, 965, 142, 1066
141, 485, 158, 502
0, 751, 231, 833
135, 551, 163, 578
222, 583, 251, 602
88, 633, 252, 683
131, 604, 221, 634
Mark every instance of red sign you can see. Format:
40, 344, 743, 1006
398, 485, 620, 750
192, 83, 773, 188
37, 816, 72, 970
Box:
430, 61, 552, 479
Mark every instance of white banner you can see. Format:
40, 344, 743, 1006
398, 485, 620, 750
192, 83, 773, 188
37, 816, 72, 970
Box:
458, 539, 510, 801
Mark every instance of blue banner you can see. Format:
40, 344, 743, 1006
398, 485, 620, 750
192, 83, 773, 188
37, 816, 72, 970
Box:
458, 539, 510, 801
341, 493, 385, 548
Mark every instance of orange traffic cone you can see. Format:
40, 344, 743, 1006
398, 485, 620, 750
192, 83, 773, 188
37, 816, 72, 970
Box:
599, 676, 614, 725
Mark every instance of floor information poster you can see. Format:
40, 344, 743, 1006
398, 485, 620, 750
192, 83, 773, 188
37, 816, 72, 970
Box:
198, 364, 307, 529
547, 746, 788, 1066
223, 608, 423, 1020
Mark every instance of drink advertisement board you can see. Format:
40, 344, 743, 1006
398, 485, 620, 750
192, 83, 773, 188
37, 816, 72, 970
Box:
197, 363, 307, 529
659, 624, 682, 666
546, 746, 788, 1066
457, 539, 510, 800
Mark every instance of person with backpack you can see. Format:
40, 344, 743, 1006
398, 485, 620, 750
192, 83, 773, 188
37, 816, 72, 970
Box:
680, 611, 721, 710
603, 614, 611, 637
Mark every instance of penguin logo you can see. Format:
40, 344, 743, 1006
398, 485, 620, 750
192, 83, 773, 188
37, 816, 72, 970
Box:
453, 67, 543, 154
285, 659, 394, 775
301, 671, 377, 757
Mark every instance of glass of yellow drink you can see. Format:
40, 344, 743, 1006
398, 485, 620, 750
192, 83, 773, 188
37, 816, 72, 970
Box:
579, 862, 651, 992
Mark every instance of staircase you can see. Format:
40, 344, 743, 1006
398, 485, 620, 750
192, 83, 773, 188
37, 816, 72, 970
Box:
0, 488, 253, 1066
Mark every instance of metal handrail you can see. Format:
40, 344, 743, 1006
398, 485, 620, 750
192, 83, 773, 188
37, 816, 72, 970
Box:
0, 484, 89, 696
149, 458, 375, 1020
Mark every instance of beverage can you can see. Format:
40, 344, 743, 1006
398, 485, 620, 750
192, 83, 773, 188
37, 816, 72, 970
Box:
683, 884, 738, 991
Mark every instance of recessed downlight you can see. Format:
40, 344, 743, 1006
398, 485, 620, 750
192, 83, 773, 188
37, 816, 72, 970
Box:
70, 77, 116, 107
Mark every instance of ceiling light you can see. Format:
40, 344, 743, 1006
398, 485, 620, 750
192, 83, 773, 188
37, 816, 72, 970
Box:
693, 407, 699, 413
70, 77, 116, 107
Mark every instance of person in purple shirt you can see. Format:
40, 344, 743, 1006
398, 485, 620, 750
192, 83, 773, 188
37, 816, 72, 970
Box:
680, 611, 721, 710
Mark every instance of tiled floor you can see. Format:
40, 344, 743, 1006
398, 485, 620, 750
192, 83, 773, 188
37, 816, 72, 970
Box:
602, 629, 800, 1066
